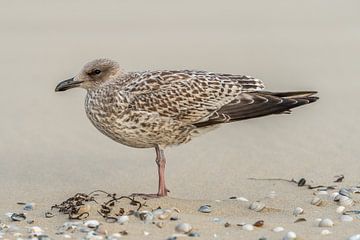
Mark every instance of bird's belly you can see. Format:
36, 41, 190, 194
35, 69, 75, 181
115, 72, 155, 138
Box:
86, 110, 194, 148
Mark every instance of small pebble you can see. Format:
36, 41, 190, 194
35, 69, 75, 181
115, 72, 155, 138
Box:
224, 222, 231, 228
117, 215, 129, 225
242, 224, 254, 231
253, 220, 264, 227
175, 223, 192, 234
340, 215, 353, 222
24, 203, 35, 211
311, 197, 323, 206
336, 206, 346, 214
272, 227, 285, 232
318, 218, 334, 227
283, 231, 297, 240
143, 231, 150, 236
321, 229, 331, 235
293, 207, 304, 216
198, 205, 211, 213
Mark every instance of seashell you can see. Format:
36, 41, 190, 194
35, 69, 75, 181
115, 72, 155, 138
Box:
138, 211, 153, 222
318, 218, 334, 227
84, 220, 100, 228
272, 226, 285, 232
242, 224, 254, 231
293, 207, 304, 216
29, 226, 43, 235
294, 218, 306, 223
117, 215, 129, 225
24, 203, 35, 211
339, 195, 354, 206
45, 212, 54, 218
170, 216, 179, 221
158, 209, 172, 220
339, 188, 352, 198
10, 213, 26, 221
329, 192, 340, 201
198, 205, 211, 213
175, 223, 192, 234
336, 206, 346, 214
253, 220, 264, 227
298, 178, 306, 186
348, 234, 360, 240
152, 208, 165, 217
311, 197, 323, 206
283, 231, 297, 240
316, 190, 328, 196
224, 222, 231, 228
143, 231, 150, 236
340, 215, 353, 222
236, 197, 249, 202
188, 232, 200, 237
249, 201, 265, 212
321, 229, 331, 235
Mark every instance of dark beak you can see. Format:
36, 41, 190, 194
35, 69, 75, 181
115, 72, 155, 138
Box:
55, 78, 83, 92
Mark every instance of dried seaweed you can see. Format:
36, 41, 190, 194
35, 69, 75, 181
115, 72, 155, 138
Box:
248, 177, 337, 190
50, 190, 146, 221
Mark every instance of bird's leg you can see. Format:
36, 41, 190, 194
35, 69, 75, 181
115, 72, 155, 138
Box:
130, 146, 169, 199
155, 145, 170, 196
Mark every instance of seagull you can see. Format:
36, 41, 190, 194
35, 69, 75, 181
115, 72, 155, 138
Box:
55, 58, 318, 198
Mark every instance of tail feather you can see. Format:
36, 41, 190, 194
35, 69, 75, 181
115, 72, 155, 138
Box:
194, 91, 318, 128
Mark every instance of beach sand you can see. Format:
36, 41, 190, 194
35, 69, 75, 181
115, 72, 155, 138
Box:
0, 0, 359, 239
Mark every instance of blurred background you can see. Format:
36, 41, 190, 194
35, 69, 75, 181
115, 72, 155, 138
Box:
0, 0, 359, 202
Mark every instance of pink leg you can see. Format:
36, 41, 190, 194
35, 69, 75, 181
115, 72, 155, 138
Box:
155, 146, 169, 196
130, 146, 169, 199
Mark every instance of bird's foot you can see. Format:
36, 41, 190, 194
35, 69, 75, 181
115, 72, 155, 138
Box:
130, 188, 170, 200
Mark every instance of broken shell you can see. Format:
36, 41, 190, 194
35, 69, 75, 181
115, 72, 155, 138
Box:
117, 215, 129, 225
84, 220, 100, 228
253, 220, 264, 227
249, 201, 265, 212
24, 203, 35, 211
336, 206, 346, 214
294, 218, 306, 223
224, 222, 231, 227
188, 232, 200, 237
198, 205, 211, 213
155, 222, 165, 228
242, 224, 254, 231
311, 197, 323, 206
298, 178, 306, 186
339, 188, 352, 198
293, 207, 304, 216
340, 215, 353, 222
316, 190, 328, 195
29, 226, 43, 235
283, 231, 297, 240
45, 212, 54, 218
339, 195, 354, 206
273, 226, 285, 232
318, 218, 334, 227
321, 229, 331, 235
175, 223, 192, 234
138, 211, 153, 222
143, 231, 150, 236
158, 209, 173, 220
329, 192, 341, 201
10, 213, 26, 221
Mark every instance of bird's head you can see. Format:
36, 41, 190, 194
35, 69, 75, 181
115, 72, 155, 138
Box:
55, 58, 124, 92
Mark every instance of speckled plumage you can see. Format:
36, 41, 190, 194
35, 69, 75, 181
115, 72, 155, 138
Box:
56, 58, 318, 197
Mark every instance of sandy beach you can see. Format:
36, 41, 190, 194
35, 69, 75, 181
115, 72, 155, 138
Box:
0, 0, 359, 239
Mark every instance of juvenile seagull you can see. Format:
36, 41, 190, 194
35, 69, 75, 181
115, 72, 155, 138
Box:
55, 58, 318, 197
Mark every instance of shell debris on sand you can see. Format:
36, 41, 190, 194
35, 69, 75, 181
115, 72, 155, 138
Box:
283, 231, 297, 240
318, 218, 334, 227
175, 223, 193, 234
249, 201, 265, 212
293, 207, 304, 216
198, 205, 212, 213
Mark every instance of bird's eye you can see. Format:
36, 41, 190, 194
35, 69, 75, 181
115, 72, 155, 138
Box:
93, 69, 101, 75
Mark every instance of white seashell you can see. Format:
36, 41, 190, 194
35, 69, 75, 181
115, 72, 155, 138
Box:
29, 226, 43, 235
293, 207, 304, 216
249, 201, 265, 212
84, 220, 100, 228
348, 234, 360, 240
236, 197, 249, 202
339, 188, 352, 198
175, 223, 192, 234
242, 224, 254, 231
138, 211, 153, 222
283, 231, 297, 240
311, 197, 323, 206
318, 218, 334, 227
321, 229, 331, 235
117, 215, 129, 225
340, 215, 353, 222
329, 192, 340, 201
198, 205, 212, 213
272, 226, 285, 232
316, 190, 328, 195
143, 231, 150, 236
339, 195, 354, 206
336, 206, 346, 214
